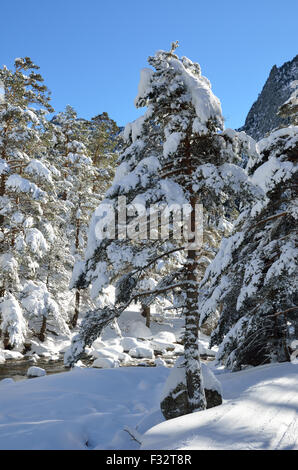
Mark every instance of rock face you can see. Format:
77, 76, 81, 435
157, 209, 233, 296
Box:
160, 358, 222, 420
239, 55, 298, 141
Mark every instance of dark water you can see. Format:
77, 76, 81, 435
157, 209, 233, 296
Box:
0, 356, 69, 382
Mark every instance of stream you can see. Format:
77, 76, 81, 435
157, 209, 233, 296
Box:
0, 355, 69, 381
0, 354, 214, 382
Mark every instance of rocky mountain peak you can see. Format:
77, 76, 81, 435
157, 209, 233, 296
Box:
239, 55, 298, 141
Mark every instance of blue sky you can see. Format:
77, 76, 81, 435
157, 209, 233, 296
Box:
1, 0, 297, 129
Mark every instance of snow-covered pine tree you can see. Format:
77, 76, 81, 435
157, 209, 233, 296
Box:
0, 57, 70, 349
50, 107, 120, 328
200, 89, 298, 370
49, 106, 98, 328
88, 112, 120, 189
65, 45, 260, 414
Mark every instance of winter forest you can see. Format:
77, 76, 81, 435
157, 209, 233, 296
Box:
0, 41, 297, 451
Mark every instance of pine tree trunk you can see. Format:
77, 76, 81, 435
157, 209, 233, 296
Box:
71, 289, 80, 328
3, 330, 12, 350
141, 304, 151, 328
183, 135, 206, 413
71, 217, 81, 328
184, 197, 206, 413
38, 315, 47, 342
0, 175, 6, 226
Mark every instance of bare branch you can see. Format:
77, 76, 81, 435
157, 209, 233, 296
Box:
268, 306, 298, 318
254, 211, 287, 227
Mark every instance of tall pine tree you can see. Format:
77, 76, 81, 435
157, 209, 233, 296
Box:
65, 45, 260, 414
200, 88, 298, 370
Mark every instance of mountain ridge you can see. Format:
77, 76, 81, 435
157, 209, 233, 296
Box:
239, 54, 298, 141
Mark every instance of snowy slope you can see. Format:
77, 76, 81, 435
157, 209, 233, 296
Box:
0, 362, 297, 450
0, 366, 168, 450
141, 363, 298, 450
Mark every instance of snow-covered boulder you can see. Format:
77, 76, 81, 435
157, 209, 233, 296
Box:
173, 344, 184, 355
92, 357, 119, 369
2, 350, 23, 360
28, 356, 38, 364
91, 338, 106, 350
127, 321, 152, 339
39, 352, 52, 358
121, 336, 147, 352
154, 331, 176, 343
0, 378, 15, 385
0, 352, 5, 364
91, 345, 123, 358
73, 360, 86, 369
27, 366, 46, 378
155, 358, 167, 367
129, 346, 155, 360
199, 343, 216, 357
91, 346, 130, 364
150, 340, 175, 353
160, 357, 222, 420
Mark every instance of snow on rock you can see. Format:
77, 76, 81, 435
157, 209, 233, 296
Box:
160, 357, 222, 419
154, 358, 167, 367
199, 343, 216, 357
202, 364, 222, 394
29, 337, 69, 358
154, 331, 177, 343
150, 339, 175, 353
92, 357, 119, 369
27, 366, 46, 378
1, 350, 23, 360
129, 346, 155, 360
91, 346, 130, 365
0, 378, 15, 386
28, 356, 38, 364
160, 357, 221, 402
150, 332, 177, 352
73, 360, 86, 369
173, 344, 184, 355
127, 321, 152, 339
93, 344, 124, 356
0, 352, 5, 364
121, 337, 145, 352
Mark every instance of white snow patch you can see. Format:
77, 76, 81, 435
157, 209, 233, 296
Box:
27, 366, 46, 378
129, 346, 155, 360
143, 363, 298, 450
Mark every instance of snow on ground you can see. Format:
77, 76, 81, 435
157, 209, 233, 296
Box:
0, 366, 169, 450
0, 361, 297, 450
141, 362, 298, 450
1, 306, 296, 450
